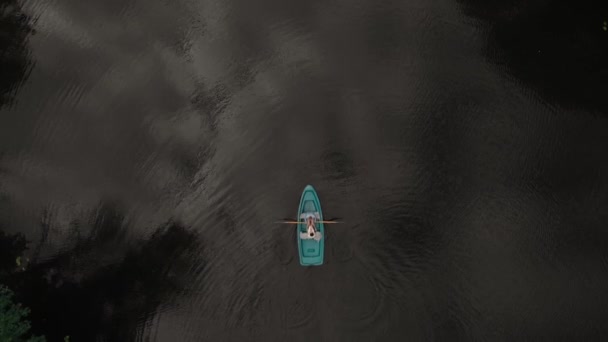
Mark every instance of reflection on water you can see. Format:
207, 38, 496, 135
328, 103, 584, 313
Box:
0, 0, 34, 107
3, 205, 200, 341
458, 0, 608, 113
0, 0, 607, 340
0, 230, 27, 275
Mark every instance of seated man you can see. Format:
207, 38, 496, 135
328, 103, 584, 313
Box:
299, 215, 322, 241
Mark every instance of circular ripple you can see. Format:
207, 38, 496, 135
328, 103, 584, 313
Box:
281, 291, 315, 330
248, 289, 271, 329
328, 264, 386, 329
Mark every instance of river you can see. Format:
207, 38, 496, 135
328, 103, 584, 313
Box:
1, 0, 607, 340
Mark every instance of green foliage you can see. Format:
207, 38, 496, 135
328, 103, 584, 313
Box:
0, 285, 45, 342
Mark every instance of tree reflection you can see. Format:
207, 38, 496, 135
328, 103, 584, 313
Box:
0, 0, 34, 108
2, 202, 200, 341
458, 0, 608, 112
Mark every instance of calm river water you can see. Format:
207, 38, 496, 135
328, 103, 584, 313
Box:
1, 0, 607, 340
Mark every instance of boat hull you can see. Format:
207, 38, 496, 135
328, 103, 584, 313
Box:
297, 185, 325, 266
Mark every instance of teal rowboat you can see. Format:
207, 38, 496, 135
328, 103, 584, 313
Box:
297, 185, 325, 266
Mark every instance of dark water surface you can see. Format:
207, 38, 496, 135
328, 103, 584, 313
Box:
1, 0, 608, 340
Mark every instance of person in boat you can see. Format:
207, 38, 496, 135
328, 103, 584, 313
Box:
300, 214, 322, 241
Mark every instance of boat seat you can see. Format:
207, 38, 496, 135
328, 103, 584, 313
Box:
300, 212, 320, 219
300, 231, 322, 241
